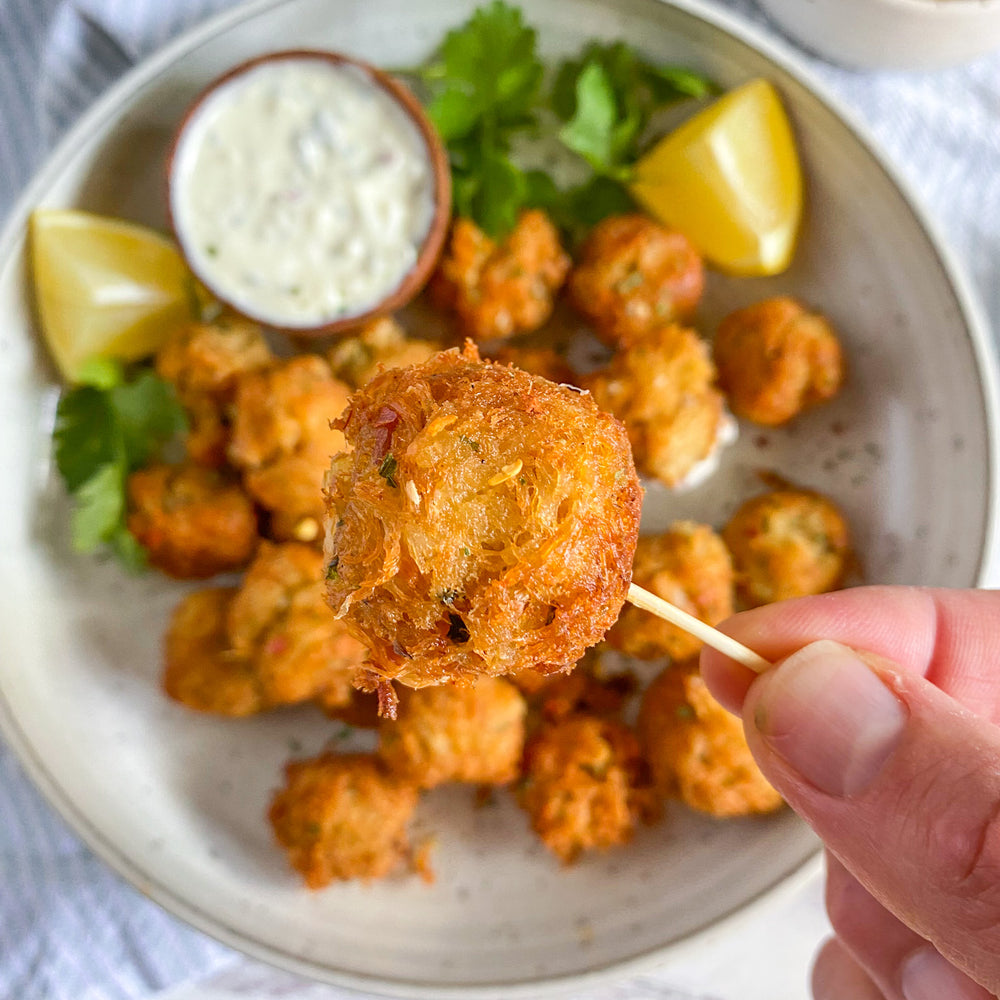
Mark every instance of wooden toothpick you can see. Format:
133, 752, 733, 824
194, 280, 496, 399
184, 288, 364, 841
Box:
626, 583, 771, 673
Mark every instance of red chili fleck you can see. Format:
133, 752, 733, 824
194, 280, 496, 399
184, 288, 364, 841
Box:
372, 405, 402, 460
266, 635, 290, 657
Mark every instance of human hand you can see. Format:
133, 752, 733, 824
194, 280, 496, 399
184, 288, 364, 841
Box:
700, 586, 1000, 999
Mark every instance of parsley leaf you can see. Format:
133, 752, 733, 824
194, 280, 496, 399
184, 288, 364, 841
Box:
413, 1, 543, 236
551, 40, 716, 185
53, 361, 187, 567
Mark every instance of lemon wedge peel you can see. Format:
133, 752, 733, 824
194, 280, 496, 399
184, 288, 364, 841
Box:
629, 79, 803, 277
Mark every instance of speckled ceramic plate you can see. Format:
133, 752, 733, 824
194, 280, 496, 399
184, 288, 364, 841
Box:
1, 0, 998, 996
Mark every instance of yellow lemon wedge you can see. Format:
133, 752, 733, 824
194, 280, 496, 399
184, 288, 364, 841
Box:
30, 209, 203, 381
629, 79, 803, 276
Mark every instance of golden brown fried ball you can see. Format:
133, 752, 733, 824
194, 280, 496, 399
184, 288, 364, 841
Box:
156, 317, 272, 466
163, 587, 264, 716
228, 355, 351, 543
488, 343, 577, 386
378, 677, 526, 788
568, 214, 704, 349
714, 297, 845, 426
328, 316, 441, 390
323, 345, 642, 709
608, 523, 734, 661
227, 541, 366, 710
723, 488, 850, 607
127, 463, 258, 578
520, 715, 651, 863
587, 325, 728, 489
429, 211, 571, 342
269, 753, 419, 886
638, 664, 782, 817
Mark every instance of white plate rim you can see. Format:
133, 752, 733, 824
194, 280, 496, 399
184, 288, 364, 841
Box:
1, 0, 999, 995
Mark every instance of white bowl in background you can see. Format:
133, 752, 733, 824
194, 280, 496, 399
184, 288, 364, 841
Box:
757, 0, 1000, 71
0, 0, 998, 995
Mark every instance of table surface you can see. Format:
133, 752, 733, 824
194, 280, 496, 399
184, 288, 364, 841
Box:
2, 1, 1000, 998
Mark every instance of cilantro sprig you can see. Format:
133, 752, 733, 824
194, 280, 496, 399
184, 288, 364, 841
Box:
414, 1, 544, 237
408, 5, 715, 239
53, 358, 187, 569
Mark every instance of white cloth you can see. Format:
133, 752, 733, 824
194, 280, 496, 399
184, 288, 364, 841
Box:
2, 1, 1000, 998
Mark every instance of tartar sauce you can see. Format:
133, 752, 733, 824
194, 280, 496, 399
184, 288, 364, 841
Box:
170, 56, 437, 328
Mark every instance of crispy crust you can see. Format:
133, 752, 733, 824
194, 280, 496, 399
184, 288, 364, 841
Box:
323, 345, 642, 694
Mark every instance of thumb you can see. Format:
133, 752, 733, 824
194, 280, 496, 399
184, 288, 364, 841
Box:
743, 639, 1000, 994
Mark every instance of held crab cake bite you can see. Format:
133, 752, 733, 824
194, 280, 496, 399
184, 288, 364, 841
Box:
322, 345, 642, 713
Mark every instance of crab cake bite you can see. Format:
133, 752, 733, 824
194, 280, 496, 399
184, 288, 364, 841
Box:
227, 541, 366, 710
723, 487, 850, 607
638, 664, 782, 817
608, 522, 734, 661
156, 317, 272, 466
714, 297, 844, 426
429, 210, 571, 342
163, 587, 264, 716
323, 345, 641, 710
568, 214, 704, 349
127, 462, 258, 578
587, 325, 731, 490
520, 714, 652, 863
269, 753, 419, 886
378, 677, 526, 788
228, 354, 351, 543
328, 316, 441, 390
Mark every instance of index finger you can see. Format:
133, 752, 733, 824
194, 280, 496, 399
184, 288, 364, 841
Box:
700, 586, 1000, 721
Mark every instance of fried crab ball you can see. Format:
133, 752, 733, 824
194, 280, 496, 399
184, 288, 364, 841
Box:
156, 317, 272, 466
328, 316, 441, 390
377, 677, 526, 789
638, 664, 782, 817
228, 354, 351, 544
587, 325, 731, 490
722, 488, 851, 607
607, 522, 734, 661
162, 543, 366, 716
226, 541, 367, 711
567, 214, 704, 349
269, 753, 419, 886
126, 462, 258, 578
163, 587, 265, 716
323, 345, 642, 711
714, 297, 845, 426
429, 210, 571, 342
520, 714, 653, 863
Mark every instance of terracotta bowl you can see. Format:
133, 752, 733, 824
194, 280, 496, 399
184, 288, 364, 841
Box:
165, 49, 451, 337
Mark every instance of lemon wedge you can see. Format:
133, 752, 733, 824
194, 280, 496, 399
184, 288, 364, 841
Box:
30, 209, 202, 381
629, 79, 803, 276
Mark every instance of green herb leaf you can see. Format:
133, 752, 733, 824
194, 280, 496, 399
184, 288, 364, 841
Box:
109, 371, 187, 469
378, 453, 399, 488
71, 463, 124, 553
413, 1, 542, 236
53, 361, 188, 569
558, 63, 618, 170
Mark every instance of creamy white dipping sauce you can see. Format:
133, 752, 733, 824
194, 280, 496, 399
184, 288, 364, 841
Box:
170, 57, 437, 328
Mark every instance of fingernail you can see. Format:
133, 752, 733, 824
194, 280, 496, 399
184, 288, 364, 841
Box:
902, 945, 993, 1000
752, 639, 906, 797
